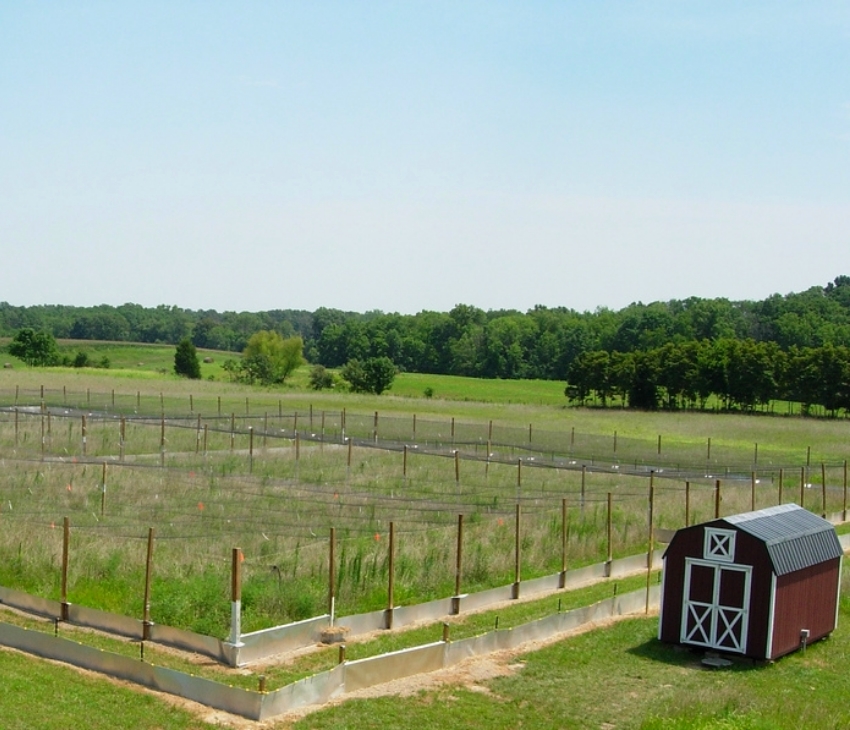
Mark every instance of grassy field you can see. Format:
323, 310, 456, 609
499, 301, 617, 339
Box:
1, 346, 849, 727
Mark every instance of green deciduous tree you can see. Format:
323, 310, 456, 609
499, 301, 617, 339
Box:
174, 338, 201, 379
341, 356, 397, 395
7, 328, 59, 366
241, 332, 304, 385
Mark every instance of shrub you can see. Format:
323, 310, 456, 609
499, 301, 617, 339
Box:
309, 365, 335, 390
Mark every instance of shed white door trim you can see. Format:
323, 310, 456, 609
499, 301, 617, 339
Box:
681, 558, 752, 653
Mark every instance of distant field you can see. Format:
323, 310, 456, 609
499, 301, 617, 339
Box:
392, 371, 567, 405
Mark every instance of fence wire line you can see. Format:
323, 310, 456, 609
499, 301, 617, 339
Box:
1, 404, 842, 486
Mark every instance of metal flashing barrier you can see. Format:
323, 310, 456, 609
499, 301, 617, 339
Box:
610, 550, 664, 578
149, 623, 234, 665
238, 615, 330, 666
388, 597, 455, 629
67, 603, 143, 640
0, 585, 663, 721
258, 664, 346, 720
336, 607, 387, 637
0, 622, 262, 719
456, 584, 515, 613
0, 585, 61, 618
520, 574, 561, 596
345, 642, 446, 693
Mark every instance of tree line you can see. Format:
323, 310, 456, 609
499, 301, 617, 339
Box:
566, 339, 850, 414
2, 276, 850, 409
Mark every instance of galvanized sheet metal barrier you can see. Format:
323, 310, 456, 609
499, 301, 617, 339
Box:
238, 615, 330, 665
0, 622, 262, 719
0, 585, 661, 721
0, 547, 667, 668
0, 586, 60, 618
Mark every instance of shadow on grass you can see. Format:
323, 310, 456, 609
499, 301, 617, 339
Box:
626, 637, 763, 673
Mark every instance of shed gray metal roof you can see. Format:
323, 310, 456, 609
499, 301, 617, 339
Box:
720, 503, 843, 576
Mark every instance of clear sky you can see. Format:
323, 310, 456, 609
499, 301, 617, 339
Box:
1, 2, 848, 315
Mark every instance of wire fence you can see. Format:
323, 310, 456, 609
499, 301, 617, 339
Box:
0, 386, 847, 636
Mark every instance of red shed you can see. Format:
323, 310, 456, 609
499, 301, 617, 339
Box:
658, 503, 843, 660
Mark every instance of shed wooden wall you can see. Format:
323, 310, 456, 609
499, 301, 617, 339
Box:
771, 557, 840, 660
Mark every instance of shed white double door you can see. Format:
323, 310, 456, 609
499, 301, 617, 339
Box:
681, 558, 752, 653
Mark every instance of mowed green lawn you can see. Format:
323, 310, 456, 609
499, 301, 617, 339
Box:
0, 646, 215, 730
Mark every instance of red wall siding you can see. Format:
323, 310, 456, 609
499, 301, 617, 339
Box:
771, 558, 840, 660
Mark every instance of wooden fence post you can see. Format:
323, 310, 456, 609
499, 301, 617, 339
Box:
403, 445, 408, 482
559, 497, 568, 588
581, 465, 587, 514
645, 475, 655, 614
454, 514, 464, 611
100, 463, 107, 518
512, 503, 522, 599
751, 472, 756, 512
61, 516, 70, 621
328, 527, 336, 624
229, 548, 243, 646
386, 522, 395, 629
142, 528, 155, 640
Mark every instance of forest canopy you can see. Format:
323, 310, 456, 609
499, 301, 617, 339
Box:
2, 276, 850, 412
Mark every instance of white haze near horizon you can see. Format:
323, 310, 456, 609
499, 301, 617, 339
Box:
0, 2, 848, 315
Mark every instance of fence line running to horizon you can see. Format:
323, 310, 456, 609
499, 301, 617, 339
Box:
0, 386, 843, 481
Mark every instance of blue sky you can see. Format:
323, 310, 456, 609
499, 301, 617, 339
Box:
1, 2, 848, 314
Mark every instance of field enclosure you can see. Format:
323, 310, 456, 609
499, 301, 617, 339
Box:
0, 384, 847, 639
